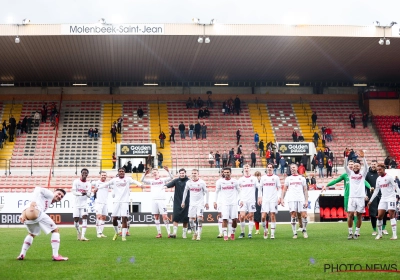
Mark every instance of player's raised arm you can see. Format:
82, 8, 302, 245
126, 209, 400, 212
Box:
163, 166, 174, 183
361, 156, 368, 177
344, 157, 350, 174
141, 169, 151, 183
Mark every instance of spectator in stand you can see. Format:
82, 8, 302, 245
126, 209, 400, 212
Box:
343, 148, 350, 158
324, 146, 330, 157
222, 151, 228, 168
313, 131, 319, 147
317, 159, 324, 178
157, 152, 163, 168
41, 103, 47, 123
236, 129, 241, 145
112, 152, 116, 169
390, 158, 398, 169
298, 163, 306, 175
311, 154, 317, 171
146, 153, 153, 169
197, 107, 204, 119
7, 123, 15, 142
196, 97, 204, 108
279, 157, 286, 174
93, 128, 99, 139
201, 122, 207, 139
215, 151, 221, 168
112, 121, 117, 131
137, 106, 144, 118
194, 121, 201, 140
88, 128, 94, 138
265, 149, 271, 163
391, 122, 398, 133
237, 144, 242, 155
110, 125, 117, 143
234, 95, 241, 115
222, 101, 228, 115
311, 112, 317, 129
309, 175, 317, 190
178, 122, 185, 139
229, 148, 235, 168
301, 153, 308, 169
206, 95, 213, 108
362, 113, 368, 128
258, 139, 264, 157
159, 131, 166, 148
186, 97, 194, 109
208, 152, 214, 168
33, 111, 40, 127
250, 150, 256, 168
240, 154, 245, 168
395, 176, 400, 187
292, 130, 298, 142
329, 151, 334, 161
321, 132, 326, 147
273, 158, 279, 175
298, 134, 304, 142
16, 120, 22, 137
384, 156, 391, 169
27, 115, 33, 134
188, 122, 194, 140
137, 161, 144, 173
50, 105, 58, 123
52, 114, 59, 130
325, 127, 332, 142
117, 116, 123, 133
317, 149, 324, 161
326, 158, 333, 178
349, 112, 356, 128
203, 107, 210, 118
169, 126, 175, 143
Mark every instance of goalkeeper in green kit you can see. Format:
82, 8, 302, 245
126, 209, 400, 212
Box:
322, 160, 370, 229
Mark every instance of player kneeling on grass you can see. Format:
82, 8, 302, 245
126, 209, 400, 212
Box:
258, 163, 281, 239
281, 164, 309, 239
368, 163, 400, 240
238, 164, 259, 239
181, 169, 209, 241
17, 187, 68, 261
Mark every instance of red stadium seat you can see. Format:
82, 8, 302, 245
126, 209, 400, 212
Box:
320, 207, 324, 219
330, 207, 337, 218
323, 208, 331, 219
337, 207, 344, 218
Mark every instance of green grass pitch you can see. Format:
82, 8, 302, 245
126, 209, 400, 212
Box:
1, 223, 400, 280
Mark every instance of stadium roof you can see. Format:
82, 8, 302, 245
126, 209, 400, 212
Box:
0, 23, 399, 87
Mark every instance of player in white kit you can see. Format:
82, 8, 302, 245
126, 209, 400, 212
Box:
181, 169, 209, 241
258, 163, 281, 239
344, 151, 369, 239
214, 167, 241, 241
92, 171, 110, 238
238, 164, 259, 239
105, 168, 142, 241
368, 163, 400, 240
17, 187, 68, 261
72, 168, 92, 241
141, 167, 173, 238
281, 164, 309, 239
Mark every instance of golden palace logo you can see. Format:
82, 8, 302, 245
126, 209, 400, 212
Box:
121, 146, 130, 154
279, 145, 288, 153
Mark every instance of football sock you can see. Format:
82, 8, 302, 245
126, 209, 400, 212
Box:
51, 232, 60, 256
355, 227, 360, 236
248, 221, 254, 234
302, 217, 308, 231
353, 216, 358, 230
218, 218, 223, 234
271, 222, 276, 235
113, 226, 118, 234
20, 235, 33, 256
377, 219, 383, 236
231, 227, 236, 234
266, 220, 269, 230
101, 220, 105, 233
183, 227, 188, 234
173, 226, 178, 235
261, 221, 267, 233
222, 227, 228, 237
255, 221, 260, 230
197, 220, 203, 236
190, 220, 196, 233
240, 222, 245, 233
390, 218, 396, 237
74, 221, 80, 233
122, 228, 127, 238
164, 220, 170, 235
96, 218, 101, 234
291, 217, 297, 234
348, 227, 353, 234
81, 219, 87, 237
155, 219, 161, 234
228, 219, 232, 234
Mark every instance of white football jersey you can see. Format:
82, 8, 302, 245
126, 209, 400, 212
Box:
183, 179, 209, 207
72, 179, 92, 208
215, 177, 240, 206
284, 175, 306, 202
142, 177, 172, 200
109, 177, 141, 203
259, 174, 281, 202
24, 187, 54, 212
92, 180, 110, 204
238, 175, 258, 203
345, 157, 368, 198
371, 174, 400, 202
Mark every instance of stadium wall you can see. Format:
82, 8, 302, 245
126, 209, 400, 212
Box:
369, 99, 400, 116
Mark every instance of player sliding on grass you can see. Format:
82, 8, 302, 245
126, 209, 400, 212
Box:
344, 150, 369, 240
17, 187, 68, 261
323, 160, 370, 232
214, 167, 241, 241
258, 163, 281, 239
181, 169, 209, 241
72, 168, 92, 241
368, 163, 400, 240
281, 163, 309, 239
141, 167, 173, 238
237, 164, 259, 239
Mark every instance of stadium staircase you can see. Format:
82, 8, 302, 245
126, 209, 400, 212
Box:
0, 103, 22, 168
373, 116, 400, 162
101, 103, 121, 169
309, 101, 385, 165
292, 103, 318, 144
11, 101, 54, 168
121, 101, 150, 143
54, 101, 102, 168
267, 102, 300, 142
149, 103, 172, 168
